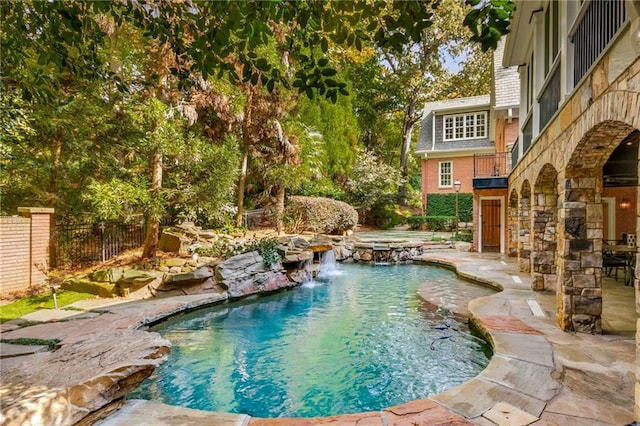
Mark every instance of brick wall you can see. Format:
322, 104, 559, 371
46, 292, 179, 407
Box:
0, 208, 54, 296
0, 217, 32, 294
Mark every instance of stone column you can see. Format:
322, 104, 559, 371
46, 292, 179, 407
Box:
518, 196, 531, 272
507, 193, 519, 257
556, 178, 602, 333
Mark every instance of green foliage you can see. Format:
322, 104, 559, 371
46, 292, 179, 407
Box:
0, 338, 61, 349
244, 237, 281, 267
426, 193, 473, 222
455, 228, 474, 243
426, 216, 456, 231
464, 0, 516, 51
84, 178, 150, 222
297, 178, 347, 201
407, 215, 428, 231
1, 1, 512, 102
346, 150, 402, 219
367, 205, 409, 229
285, 196, 358, 234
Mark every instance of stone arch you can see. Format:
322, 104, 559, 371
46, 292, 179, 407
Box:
519, 180, 532, 273
532, 164, 559, 292
508, 189, 519, 257
558, 120, 637, 333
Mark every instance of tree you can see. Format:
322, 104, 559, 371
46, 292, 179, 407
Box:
1, 1, 514, 102
346, 150, 402, 223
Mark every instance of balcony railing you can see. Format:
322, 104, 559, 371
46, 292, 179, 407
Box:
539, 61, 561, 130
474, 152, 511, 178
522, 115, 533, 154
571, 0, 627, 86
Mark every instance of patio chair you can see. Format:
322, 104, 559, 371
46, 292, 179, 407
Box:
603, 249, 628, 282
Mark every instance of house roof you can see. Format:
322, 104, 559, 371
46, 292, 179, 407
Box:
416, 95, 492, 153
503, 0, 543, 67
493, 38, 520, 110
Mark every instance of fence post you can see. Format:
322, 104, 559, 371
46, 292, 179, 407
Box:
99, 222, 106, 263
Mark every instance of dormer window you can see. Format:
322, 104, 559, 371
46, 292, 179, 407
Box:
443, 112, 487, 141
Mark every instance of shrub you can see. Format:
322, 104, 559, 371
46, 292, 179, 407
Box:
455, 229, 473, 242
425, 193, 472, 223
285, 196, 358, 234
426, 216, 456, 231
407, 215, 428, 230
243, 237, 280, 267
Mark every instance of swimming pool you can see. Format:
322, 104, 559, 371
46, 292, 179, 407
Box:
132, 263, 494, 418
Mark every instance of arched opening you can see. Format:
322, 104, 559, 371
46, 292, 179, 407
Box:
532, 164, 559, 292
518, 180, 532, 273
600, 130, 639, 336
558, 121, 637, 333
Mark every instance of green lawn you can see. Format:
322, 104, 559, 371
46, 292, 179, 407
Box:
0, 290, 94, 323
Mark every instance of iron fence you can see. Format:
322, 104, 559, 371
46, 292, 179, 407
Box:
52, 220, 145, 268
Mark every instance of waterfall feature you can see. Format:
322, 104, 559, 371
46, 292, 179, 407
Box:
319, 249, 341, 277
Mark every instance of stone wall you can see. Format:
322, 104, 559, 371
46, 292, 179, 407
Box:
508, 24, 640, 333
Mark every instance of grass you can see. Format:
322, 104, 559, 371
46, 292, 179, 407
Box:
0, 337, 61, 349
0, 290, 94, 323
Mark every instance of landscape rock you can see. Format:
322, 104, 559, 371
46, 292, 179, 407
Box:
158, 231, 190, 254
89, 268, 124, 283
161, 266, 214, 287
61, 277, 117, 298
0, 330, 170, 426
117, 270, 157, 287
215, 251, 291, 298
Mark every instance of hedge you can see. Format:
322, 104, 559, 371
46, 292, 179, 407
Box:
285, 196, 359, 234
426, 193, 472, 223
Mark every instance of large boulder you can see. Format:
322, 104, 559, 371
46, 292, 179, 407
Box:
158, 231, 191, 255
215, 251, 292, 298
0, 330, 170, 426
61, 277, 117, 298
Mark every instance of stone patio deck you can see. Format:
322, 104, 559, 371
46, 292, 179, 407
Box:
1, 252, 635, 425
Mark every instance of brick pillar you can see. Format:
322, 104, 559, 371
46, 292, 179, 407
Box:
17, 207, 55, 287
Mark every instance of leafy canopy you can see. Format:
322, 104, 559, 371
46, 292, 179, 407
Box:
1, 0, 514, 102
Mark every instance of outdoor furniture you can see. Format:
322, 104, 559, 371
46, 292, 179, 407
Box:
603, 244, 636, 285
603, 249, 628, 282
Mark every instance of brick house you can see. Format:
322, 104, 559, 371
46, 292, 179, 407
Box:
503, 0, 640, 416
416, 38, 519, 253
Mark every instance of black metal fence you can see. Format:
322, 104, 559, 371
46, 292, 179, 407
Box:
474, 152, 511, 178
52, 220, 145, 268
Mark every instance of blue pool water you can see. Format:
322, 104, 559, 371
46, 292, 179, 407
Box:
132, 263, 492, 418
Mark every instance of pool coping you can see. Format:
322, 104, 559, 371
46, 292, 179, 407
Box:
2, 252, 635, 425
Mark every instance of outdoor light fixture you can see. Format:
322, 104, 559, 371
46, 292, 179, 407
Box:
454, 179, 461, 193
51, 284, 60, 310
620, 198, 632, 209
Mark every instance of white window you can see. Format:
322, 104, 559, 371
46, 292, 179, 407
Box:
443, 112, 487, 141
439, 161, 452, 187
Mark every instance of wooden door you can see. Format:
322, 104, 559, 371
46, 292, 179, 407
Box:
481, 199, 501, 253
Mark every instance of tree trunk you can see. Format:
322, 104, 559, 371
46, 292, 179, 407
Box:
399, 98, 418, 205
235, 87, 254, 227
141, 149, 163, 259
48, 131, 63, 209
235, 151, 248, 227
275, 183, 285, 235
